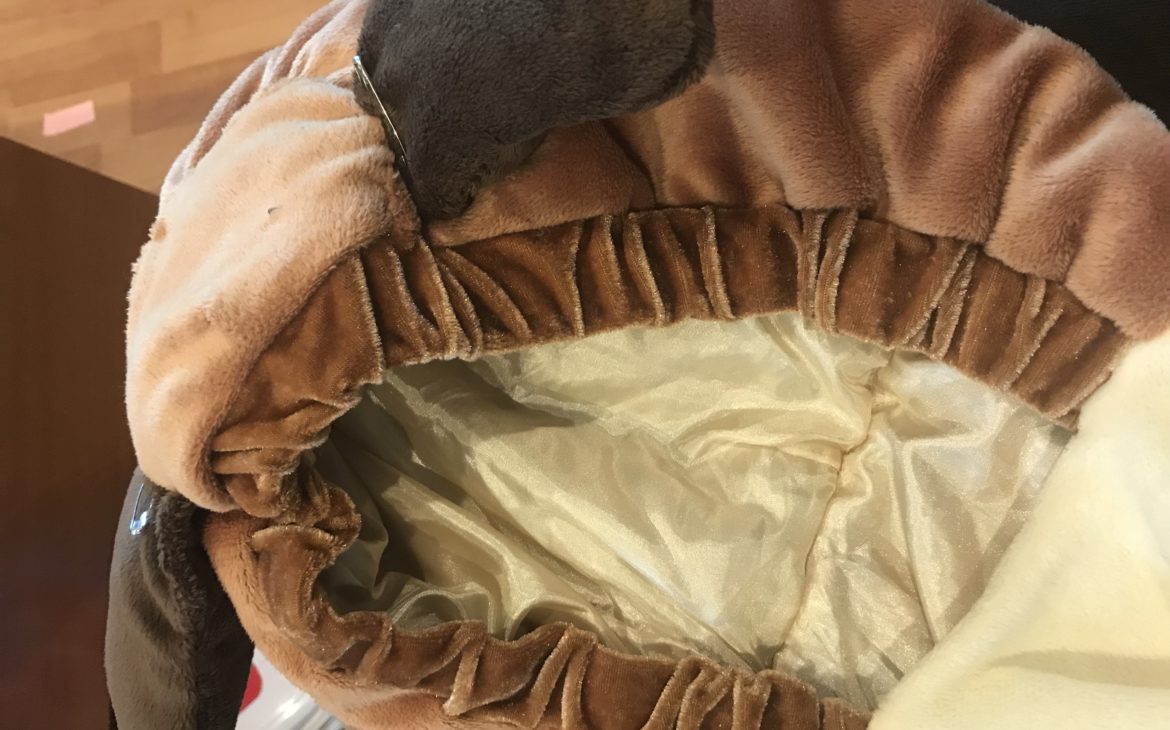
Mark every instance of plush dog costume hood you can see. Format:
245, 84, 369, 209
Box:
106, 0, 1170, 728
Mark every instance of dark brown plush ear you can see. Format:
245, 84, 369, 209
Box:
355, 0, 715, 220
106, 471, 253, 730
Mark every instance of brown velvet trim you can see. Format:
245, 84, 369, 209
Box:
370, 206, 1128, 420
205, 467, 871, 730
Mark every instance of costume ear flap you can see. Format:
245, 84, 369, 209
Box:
355, 0, 715, 220
543, 0, 717, 125
474, 0, 717, 153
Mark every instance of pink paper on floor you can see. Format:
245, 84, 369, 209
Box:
42, 100, 96, 137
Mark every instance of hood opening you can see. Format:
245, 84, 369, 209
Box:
315, 311, 1069, 709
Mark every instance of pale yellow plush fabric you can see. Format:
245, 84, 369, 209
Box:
872, 330, 1170, 728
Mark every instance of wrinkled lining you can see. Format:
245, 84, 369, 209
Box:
316, 312, 1069, 710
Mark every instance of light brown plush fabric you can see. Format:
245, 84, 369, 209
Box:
121, 0, 1170, 726
126, 79, 408, 513
427, 0, 1170, 340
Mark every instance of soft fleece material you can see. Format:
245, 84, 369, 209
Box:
110, 0, 1170, 727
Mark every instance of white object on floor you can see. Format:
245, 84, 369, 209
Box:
236, 651, 342, 730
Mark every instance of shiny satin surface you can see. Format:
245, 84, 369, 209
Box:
317, 313, 1069, 708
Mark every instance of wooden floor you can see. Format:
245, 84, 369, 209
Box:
0, 0, 326, 192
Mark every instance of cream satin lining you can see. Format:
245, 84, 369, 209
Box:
316, 313, 1069, 709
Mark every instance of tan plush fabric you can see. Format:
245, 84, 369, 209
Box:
126, 80, 408, 514
429, 0, 1170, 341
121, 0, 1170, 726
